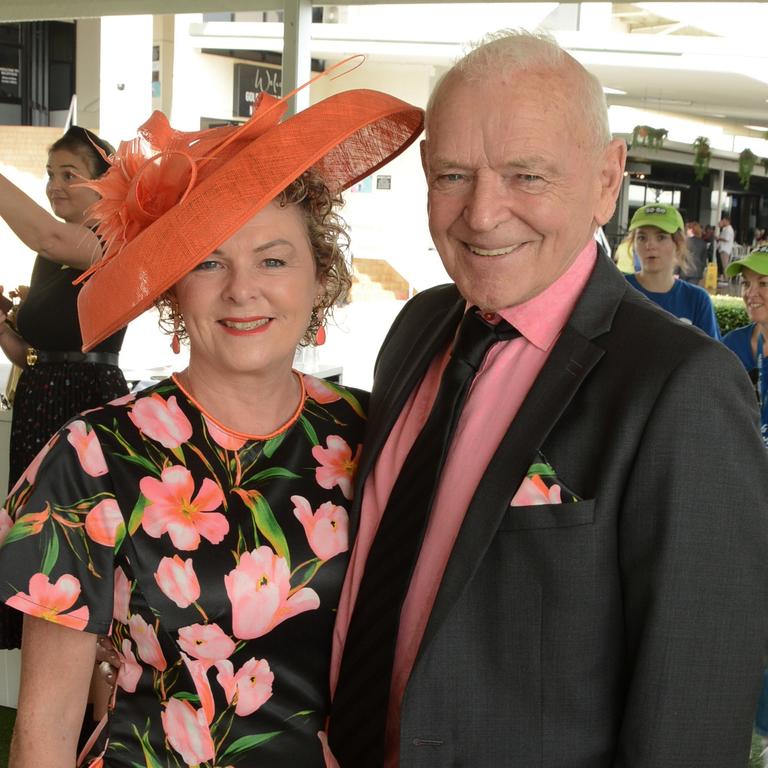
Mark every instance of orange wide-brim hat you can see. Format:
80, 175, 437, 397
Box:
77, 86, 424, 350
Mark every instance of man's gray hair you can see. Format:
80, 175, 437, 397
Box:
426, 28, 612, 149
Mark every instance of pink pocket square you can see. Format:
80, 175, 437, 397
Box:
510, 459, 580, 506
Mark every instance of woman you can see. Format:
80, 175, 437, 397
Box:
723, 245, 768, 444
623, 203, 721, 339
722, 245, 768, 765
0, 127, 129, 652
684, 220, 708, 285
0, 89, 423, 767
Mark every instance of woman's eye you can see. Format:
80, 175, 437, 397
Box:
263, 258, 286, 268
193, 260, 220, 272
518, 174, 542, 183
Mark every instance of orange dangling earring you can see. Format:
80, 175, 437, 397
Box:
312, 308, 326, 346
171, 314, 181, 355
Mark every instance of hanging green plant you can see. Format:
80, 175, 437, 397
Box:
739, 148, 757, 189
692, 136, 711, 181
761, 157, 768, 175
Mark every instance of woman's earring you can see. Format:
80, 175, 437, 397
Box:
171, 314, 181, 355
312, 307, 326, 346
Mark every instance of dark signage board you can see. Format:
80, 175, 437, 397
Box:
233, 63, 282, 118
0, 45, 20, 101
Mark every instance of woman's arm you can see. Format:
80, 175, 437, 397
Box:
0, 310, 29, 368
0, 173, 101, 270
9, 615, 97, 768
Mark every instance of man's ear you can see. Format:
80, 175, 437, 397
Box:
594, 138, 627, 226
419, 138, 428, 179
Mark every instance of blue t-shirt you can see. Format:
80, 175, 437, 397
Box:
625, 274, 721, 339
723, 323, 768, 447
723, 323, 755, 371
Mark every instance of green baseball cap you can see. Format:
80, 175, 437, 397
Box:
725, 244, 768, 277
629, 204, 685, 234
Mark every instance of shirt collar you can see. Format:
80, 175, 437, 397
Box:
495, 240, 597, 352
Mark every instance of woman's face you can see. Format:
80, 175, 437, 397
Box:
741, 267, 768, 326
45, 148, 100, 225
634, 226, 679, 276
174, 201, 322, 381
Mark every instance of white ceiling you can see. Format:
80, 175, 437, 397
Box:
2, 1, 768, 139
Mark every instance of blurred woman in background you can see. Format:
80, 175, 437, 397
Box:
623, 203, 720, 339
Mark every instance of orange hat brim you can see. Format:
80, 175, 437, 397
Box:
78, 88, 424, 351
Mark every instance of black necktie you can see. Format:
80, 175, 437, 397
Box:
328, 307, 519, 766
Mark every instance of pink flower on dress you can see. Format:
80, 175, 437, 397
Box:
304, 375, 341, 404
129, 394, 193, 449
312, 436, 360, 501
0, 508, 12, 546
181, 652, 215, 724
67, 420, 108, 477
291, 495, 349, 561
203, 415, 246, 451
178, 622, 236, 662
84, 499, 124, 547
140, 465, 227, 551
510, 475, 562, 506
6, 573, 89, 629
128, 614, 167, 671
215, 657, 273, 716
108, 392, 136, 407
113, 566, 131, 624
224, 547, 319, 640
116, 638, 142, 693
154, 555, 200, 609
160, 697, 215, 766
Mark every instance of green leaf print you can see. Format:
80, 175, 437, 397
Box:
218, 731, 283, 760
117, 452, 163, 475
263, 431, 287, 458
527, 462, 556, 478
321, 380, 367, 419
40, 527, 60, 576
127, 494, 149, 536
251, 494, 291, 569
249, 467, 301, 484
298, 414, 319, 445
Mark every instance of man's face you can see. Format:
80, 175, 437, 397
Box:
421, 70, 625, 311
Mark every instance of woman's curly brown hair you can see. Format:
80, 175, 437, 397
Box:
156, 168, 352, 347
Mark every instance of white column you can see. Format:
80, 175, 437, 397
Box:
98, 15, 154, 147
282, 0, 312, 115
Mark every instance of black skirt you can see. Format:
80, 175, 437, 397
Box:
0, 360, 128, 649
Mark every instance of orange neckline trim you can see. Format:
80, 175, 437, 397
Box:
170, 370, 306, 441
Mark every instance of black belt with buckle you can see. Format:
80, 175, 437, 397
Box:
26, 349, 120, 367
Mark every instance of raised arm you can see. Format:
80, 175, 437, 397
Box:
9, 615, 96, 768
0, 172, 101, 270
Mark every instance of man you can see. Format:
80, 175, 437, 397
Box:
718, 214, 735, 277
328, 30, 768, 767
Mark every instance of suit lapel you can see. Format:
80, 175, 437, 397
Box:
417, 254, 627, 661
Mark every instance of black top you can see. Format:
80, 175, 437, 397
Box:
15, 254, 126, 354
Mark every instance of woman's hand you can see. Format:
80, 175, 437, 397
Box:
95, 634, 120, 687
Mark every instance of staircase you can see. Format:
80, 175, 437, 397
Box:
351, 258, 410, 302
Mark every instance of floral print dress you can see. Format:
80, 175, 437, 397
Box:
0, 373, 366, 767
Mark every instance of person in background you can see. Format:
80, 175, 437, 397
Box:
0, 89, 423, 768
722, 245, 768, 766
684, 220, 708, 285
326, 29, 768, 768
623, 203, 720, 338
0, 127, 129, 657
718, 213, 735, 277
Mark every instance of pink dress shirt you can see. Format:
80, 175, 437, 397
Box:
330, 240, 598, 765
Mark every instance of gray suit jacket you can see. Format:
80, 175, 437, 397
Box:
353, 253, 768, 767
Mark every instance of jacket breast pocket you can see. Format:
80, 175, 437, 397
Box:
499, 499, 595, 531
